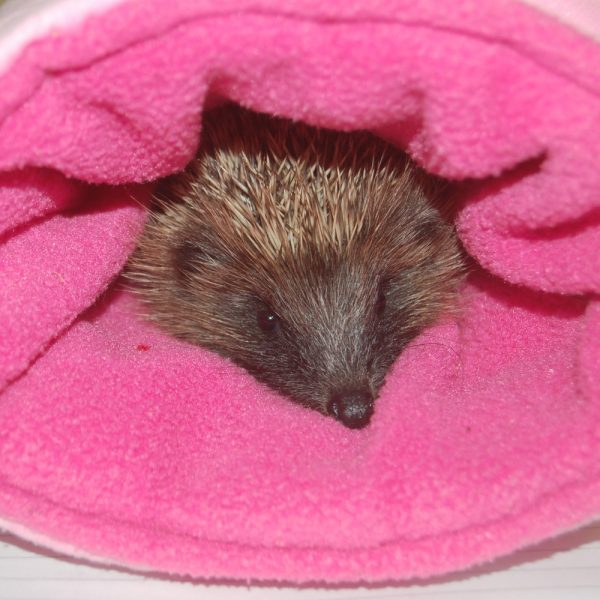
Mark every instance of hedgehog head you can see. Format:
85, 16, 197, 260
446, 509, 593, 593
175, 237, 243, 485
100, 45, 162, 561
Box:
127, 106, 464, 428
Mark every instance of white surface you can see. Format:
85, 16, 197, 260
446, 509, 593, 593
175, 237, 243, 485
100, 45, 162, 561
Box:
0, 522, 599, 600
0, 0, 125, 72
520, 0, 600, 41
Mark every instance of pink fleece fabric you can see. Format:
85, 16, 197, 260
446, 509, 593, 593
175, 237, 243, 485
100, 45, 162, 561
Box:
0, 0, 599, 583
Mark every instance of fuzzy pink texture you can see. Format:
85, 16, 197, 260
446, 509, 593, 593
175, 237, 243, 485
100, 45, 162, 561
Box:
0, 0, 599, 583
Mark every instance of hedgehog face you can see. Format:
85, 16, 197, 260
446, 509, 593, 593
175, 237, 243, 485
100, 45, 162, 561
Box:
163, 255, 392, 429
130, 212, 463, 429
163, 239, 456, 429
164, 243, 386, 428
255, 265, 415, 428
229, 259, 390, 429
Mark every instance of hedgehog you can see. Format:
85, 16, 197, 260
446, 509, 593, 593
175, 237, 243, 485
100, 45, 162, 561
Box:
126, 104, 464, 429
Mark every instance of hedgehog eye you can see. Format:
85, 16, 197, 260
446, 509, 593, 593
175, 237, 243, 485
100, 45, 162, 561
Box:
374, 282, 387, 316
257, 308, 281, 333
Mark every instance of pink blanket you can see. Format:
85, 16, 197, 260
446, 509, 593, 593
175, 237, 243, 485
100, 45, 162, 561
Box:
0, 0, 599, 583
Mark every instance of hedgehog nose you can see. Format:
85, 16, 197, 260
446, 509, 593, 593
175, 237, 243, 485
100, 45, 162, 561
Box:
328, 388, 374, 429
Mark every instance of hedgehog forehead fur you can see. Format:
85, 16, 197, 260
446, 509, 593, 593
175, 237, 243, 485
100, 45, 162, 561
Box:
127, 104, 465, 429
171, 110, 421, 265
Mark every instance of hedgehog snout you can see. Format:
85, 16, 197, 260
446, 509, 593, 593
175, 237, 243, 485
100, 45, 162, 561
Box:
327, 387, 374, 429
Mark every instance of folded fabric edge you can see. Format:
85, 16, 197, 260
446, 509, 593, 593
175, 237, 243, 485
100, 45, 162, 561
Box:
1, 473, 599, 583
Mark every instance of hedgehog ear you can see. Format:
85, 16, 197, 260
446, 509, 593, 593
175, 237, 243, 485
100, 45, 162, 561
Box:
173, 230, 231, 279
